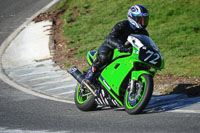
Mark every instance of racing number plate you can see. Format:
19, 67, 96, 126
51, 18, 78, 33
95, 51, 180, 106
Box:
139, 46, 161, 68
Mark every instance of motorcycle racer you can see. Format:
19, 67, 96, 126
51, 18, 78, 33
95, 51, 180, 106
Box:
85, 5, 150, 83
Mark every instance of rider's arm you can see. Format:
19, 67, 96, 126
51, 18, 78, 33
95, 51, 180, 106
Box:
142, 29, 149, 37
105, 21, 126, 49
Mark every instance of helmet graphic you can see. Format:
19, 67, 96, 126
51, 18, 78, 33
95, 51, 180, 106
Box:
127, 5, 149, 29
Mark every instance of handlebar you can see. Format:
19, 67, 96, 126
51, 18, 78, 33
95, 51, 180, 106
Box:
118, 47, 132, 53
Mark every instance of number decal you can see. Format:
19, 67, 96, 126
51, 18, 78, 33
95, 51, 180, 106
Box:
150, 53, 160, 64
144, 50, 160, 65
144, 50, 154, 61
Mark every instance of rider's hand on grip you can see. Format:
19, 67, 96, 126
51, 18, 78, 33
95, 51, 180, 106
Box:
119, 47, 129, 53
118, 45, 131, 53
125, 41, 131, 47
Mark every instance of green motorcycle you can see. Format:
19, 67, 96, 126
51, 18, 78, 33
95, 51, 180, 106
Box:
69, 34, 164, 114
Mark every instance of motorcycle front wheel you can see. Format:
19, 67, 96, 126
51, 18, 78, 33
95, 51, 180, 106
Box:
74, 83, 97, 111
124, 74, 153, 114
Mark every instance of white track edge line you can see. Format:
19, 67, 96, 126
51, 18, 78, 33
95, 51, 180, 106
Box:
0, 0, 75, 104
168, 109, 200, 114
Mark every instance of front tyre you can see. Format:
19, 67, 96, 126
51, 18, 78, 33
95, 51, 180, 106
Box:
124, 74, 153, 114
74, 83, 97, 111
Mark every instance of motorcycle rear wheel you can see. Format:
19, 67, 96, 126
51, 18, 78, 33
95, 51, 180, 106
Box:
74, 83, 97, 111
124, 74, 153, 114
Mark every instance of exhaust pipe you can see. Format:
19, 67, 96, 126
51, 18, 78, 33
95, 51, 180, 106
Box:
69, 66, 97, 97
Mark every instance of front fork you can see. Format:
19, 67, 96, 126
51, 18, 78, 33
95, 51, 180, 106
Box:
128, 70, 153, 104
130, 80, 135, 94
130, 70, 154, 95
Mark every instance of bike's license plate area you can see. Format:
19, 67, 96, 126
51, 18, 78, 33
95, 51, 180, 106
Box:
138, 46, 162, 68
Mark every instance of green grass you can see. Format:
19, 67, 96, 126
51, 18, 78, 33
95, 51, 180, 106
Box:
55, 0, 200, 77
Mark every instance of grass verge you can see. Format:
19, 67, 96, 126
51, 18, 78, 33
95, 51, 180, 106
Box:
54, 0, 200, 77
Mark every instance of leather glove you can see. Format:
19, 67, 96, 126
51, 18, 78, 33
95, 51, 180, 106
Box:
117, 43, 130, 53
119, 47, 130, 52
116, 43, 123, 48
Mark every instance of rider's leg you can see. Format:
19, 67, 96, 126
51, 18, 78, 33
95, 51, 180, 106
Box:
85, 46, 113, 83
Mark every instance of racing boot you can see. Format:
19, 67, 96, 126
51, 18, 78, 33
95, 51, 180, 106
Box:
85, 66, 97, 84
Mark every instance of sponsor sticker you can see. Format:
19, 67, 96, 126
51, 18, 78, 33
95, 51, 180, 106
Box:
103, 80, 111, 90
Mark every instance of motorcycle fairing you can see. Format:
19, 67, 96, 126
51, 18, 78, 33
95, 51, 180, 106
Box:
95, 77, 123, 107
86, 50, 132, 106
98, 55, 133, 102
98, 75, 124, 106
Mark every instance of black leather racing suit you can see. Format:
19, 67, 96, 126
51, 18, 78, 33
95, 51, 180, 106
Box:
92, 20, 149, 69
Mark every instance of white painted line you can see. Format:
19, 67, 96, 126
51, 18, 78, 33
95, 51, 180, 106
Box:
16, 69, 60, 77
0, 0, 76, 105
0, 67, 75, 104
0, 127, 69, 133
44, 84, 76, 91
5, 60, 55, 71
54, 90, 75, 96
27, 75, 68, 82
169, 109, 200, 114
6, 64, 57, 73
32, 79, 75, 87
12, 70, 67, 81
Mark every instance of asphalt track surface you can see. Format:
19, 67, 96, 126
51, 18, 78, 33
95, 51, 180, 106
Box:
0, 0, 200, 133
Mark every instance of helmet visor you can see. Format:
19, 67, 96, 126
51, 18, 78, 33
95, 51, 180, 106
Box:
136, 16, 149, 28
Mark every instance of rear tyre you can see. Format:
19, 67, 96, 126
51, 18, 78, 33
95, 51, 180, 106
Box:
74, 83, 97, 111
124, 74, 153, 114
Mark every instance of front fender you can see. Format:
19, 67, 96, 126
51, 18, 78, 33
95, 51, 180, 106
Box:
131, 70, 153, 81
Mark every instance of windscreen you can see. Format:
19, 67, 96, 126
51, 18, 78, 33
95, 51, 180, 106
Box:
131, 34, 159, 52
